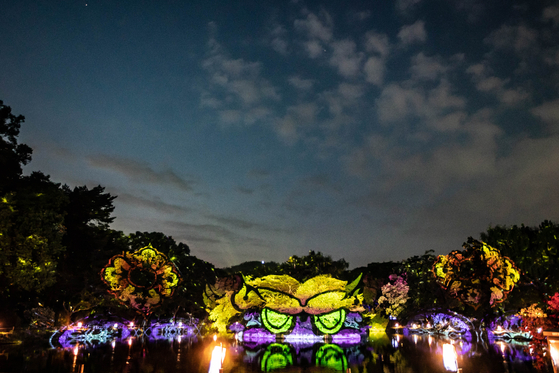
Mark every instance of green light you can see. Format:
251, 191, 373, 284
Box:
313, 309, 346, 334
315, 344, 348, 371
261, 308, 294, 334
261, 343, 293, 372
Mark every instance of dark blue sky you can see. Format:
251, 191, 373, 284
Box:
2, 0, 559, 267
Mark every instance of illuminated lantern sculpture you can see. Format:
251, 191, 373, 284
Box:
204, 273, 367, 339
100, 244, 181, 314
433, 239, 520, 310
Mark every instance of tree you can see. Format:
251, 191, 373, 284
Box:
480, 221, 559, 306
38, 185, 122, 325
0, 100, 32, 193
396, 251, 451, 318
432, 238, 520, 318
0, 172, 67, 294
276, 251, 349, 282
126, 232, 218, 318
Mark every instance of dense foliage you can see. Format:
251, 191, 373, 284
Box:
2, 100, 559, 331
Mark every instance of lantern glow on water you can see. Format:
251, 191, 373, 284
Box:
442, 344, 458, 372
208, 345, 226, 373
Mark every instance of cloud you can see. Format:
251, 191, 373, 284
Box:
88, 155, 196, 192
543, 5, 559, 26
329, 39, 364, 78
364, 57, 384, 86
207, 215, 258, 229
376, 81, 465, 125
269, 24, 289, 55
115, 192, 192, 215
452, 0, 486, 22
395, 0, 423, 14
532, 98, 559, 134
288, 75, 315, 90
294, 11, 333, 43
466, 63, 530, 105
236, 186, 254, 195
274, 102, 318, 143
410, 52, 448, 81
364, 31, 390, 58
397, 20, 427, 46
484, 24, 538, 53
363, 32, 390, 86
344, 108, 501, 198
201, 27, 280, 126
350, 10, 371, 21
294, 11, 334, 59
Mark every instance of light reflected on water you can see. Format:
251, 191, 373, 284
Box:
1, 332, 556, 372
442, 343, 458, 372
208, 345, 227, 373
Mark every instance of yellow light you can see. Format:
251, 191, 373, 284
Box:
549, 339, 559, 371
73, 345, 79, 356
442, 344, 458, 372
208, 346, 227, 373
213, 334, 217, 342
111, 340, 116, 348
77, 322, 83, 328
498, 341, 506, 355
128, 338, 132, 346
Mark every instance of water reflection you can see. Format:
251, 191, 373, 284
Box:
0, 332, 556, 372
442, 344, 458, 372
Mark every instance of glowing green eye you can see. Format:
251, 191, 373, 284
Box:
261, 308, 294, 334
313, 309, 346, 334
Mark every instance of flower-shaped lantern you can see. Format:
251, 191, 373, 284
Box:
433, 239, 519, 310
101, 244, 181, 314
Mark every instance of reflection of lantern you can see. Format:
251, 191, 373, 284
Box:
544, 330, 559, 373
208, 345, 227, 373
442, 344, 459, 372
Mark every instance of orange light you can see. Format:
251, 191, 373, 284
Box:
442, 344, 458, 372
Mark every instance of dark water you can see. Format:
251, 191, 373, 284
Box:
0, 333, 554, 373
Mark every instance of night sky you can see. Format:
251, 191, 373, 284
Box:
2, 1, 559, 268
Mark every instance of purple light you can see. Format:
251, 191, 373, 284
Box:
242, 328, 276, 343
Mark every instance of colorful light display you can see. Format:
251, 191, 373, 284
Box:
204, 274, 368, 339
50, 318, 196, 348
100, 244, 181, 314
433, 240, 520, 309
405, 312, 473, 340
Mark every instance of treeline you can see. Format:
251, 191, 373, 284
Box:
2, 100, 559, 327
0, 101, 218, 326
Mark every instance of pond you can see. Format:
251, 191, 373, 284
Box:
0, 331, 555, 373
